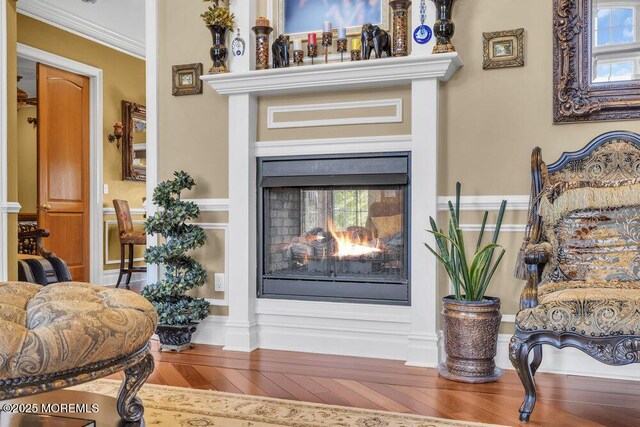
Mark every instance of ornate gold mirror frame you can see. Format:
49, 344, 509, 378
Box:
553, 0, 640, 123
122, 100, 146, 182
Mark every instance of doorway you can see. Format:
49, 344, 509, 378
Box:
17, 44, 104, 284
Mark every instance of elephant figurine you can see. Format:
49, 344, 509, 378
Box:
272, 35, 290, 68
361, 24, 392, 59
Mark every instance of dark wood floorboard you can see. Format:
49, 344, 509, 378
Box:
104, 340, 639, 426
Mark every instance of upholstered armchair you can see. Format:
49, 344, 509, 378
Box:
511, 131, 640, 422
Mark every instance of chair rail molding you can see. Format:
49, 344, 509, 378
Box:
438, 195, 530, 211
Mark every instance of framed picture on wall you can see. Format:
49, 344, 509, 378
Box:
172, 63, 203, 96
276, 0, 389, 40
482, 28, 525, 70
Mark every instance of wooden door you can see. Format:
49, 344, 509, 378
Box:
37, 64, 90, 282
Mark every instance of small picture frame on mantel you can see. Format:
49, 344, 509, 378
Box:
482, 28, 525, 70
172, 63, 203, 96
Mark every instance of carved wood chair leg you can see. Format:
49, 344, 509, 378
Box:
117, 352, 154, 422
125, 243, 134, 288
530, 345, 543, 376
510, 336, 536, 422
116, 244, 125, 288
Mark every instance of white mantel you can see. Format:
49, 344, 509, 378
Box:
203, 53, 462, 95
203, 52, 462, 366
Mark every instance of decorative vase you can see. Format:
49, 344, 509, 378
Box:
390, 0, 412, 57
253, 25, 274, 70
208, 24, 229, 74
437, 296, 503, 383
156, 323, 198, 352
431, 0, 456, 54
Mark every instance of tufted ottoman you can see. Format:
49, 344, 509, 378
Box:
0, 282, 157, 422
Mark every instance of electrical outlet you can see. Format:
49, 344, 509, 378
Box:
103, 184, 109, 195
214, 273, 225, 292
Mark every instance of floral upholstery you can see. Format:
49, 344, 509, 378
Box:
113, 199, 146, 245
0, 281, 157, 380
516, 138, 640, 337
18, 221, 38, 255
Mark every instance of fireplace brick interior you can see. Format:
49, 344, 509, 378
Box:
258, 153, 410, 305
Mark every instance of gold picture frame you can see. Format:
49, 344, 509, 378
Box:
483, 28, 525, 70
172, 63, 203, 96
275, 0, 390, 42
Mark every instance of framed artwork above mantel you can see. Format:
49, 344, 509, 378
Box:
275, 0, 390, 40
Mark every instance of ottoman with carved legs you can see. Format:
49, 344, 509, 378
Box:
0, 281, 157, 423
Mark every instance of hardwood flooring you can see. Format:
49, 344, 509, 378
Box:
106, 341, 640, 426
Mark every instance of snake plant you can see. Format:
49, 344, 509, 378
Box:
425, 182, 507, 301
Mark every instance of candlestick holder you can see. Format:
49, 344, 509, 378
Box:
337, 38, 348, 62
293, 49, 304, 66
322, 31, 333, 63
351, 50, 361, 61
252, 25, 273, 70
390, 0, 412, 57
307, 43, 318, 65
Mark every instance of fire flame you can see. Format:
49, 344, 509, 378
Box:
328, 220, 382, 258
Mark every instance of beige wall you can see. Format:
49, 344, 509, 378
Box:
156, 0, 640, 321
16, 107, 37, 214
17, 15, 147, 209
439, 0, 640, 196
158, 0, 228, 199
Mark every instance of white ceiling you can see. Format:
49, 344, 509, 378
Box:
18, 0, 146, 58
17, 57, 37, 98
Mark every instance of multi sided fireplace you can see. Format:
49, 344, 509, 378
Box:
258, 153, 410, 304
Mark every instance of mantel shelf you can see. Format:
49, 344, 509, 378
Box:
202, 53, 463, 96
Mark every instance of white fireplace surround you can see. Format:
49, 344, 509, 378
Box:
203, 52, 463, 367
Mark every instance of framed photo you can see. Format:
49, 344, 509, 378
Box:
172, 63, 203, 96
276, 0, 389, 41
483, 28, 525, 70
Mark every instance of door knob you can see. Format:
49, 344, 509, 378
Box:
41, 204, 51, 212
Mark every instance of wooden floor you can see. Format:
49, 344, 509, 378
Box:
106, 341, 640, 427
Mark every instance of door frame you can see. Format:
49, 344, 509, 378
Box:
17, 43, 104, 284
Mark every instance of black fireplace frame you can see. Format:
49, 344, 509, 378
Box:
257, 152, 411, 305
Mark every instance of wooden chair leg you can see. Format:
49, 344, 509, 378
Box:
125, 243, 134, 288
530, 345, 543, 376
510, 336, 537, 422
116, 244, 125, 288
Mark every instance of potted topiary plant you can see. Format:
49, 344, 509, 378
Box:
142, 171, 210, 352
201, 0, 235, 74
425, 182, 507, 383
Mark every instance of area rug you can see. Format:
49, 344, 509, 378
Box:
71, 379, 504, 427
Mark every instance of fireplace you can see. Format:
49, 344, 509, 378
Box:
258, 153, 410, 304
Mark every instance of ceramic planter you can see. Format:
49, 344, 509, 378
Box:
156, 323, 198, 352
437, 296, 503, 383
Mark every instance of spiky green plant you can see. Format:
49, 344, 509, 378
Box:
142, 171, 210, 326
425, 182, 507, 301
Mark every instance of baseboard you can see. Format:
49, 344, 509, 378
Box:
254, 299, 412, 360
101, 270, 146, 287
190, 316, 228, 346
494, 334, 640, 381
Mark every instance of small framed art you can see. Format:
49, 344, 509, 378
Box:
172, 63, 203, 96
482, 28, 525, 70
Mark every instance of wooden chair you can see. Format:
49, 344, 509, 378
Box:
511, 131, 640, 422
113, 199, 147, 288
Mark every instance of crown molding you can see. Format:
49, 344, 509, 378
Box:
17, 0, 145, 59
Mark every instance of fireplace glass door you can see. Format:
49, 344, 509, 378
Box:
258, 153, 410, 304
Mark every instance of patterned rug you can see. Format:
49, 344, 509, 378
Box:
71, 379, 504, 427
